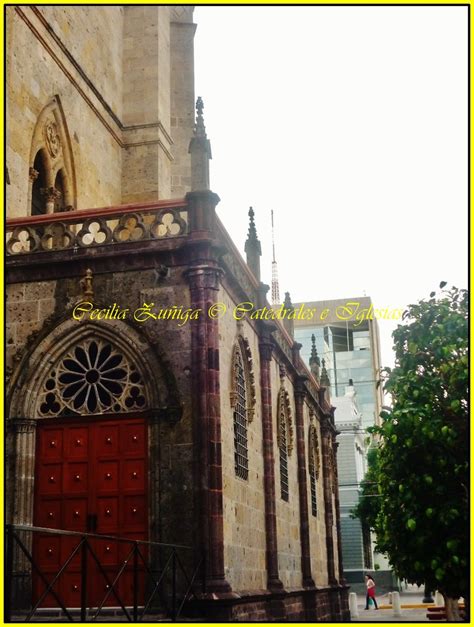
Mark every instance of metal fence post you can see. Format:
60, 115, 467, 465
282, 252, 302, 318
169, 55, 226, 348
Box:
133, 542, 139, 622
80, 538, 88, 622
171, 549, 177, 621
202, 550, 206, 594
5, 525, 14, 622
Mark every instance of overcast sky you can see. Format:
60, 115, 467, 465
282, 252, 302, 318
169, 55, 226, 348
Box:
193, 6, 468, 368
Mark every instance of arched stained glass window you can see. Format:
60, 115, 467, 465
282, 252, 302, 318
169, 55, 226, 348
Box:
233, 345, 248, 479
277, 385, 293, 502
308, 419, 320, 516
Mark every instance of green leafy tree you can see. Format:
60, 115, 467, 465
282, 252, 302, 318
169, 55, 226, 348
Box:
352, 446, 381, 531
362, 284, 468, 620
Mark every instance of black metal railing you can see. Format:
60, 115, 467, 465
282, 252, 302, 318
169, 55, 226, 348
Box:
5, 524, 205, 622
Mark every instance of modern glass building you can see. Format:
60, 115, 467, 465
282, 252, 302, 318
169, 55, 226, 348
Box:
294, 297, 394, 588
294, 297, 383, 429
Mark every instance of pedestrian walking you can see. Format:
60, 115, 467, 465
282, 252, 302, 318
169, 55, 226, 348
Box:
365, 575, 379, 610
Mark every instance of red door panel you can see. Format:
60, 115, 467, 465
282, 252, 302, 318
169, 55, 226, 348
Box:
121, 423, 145, 454
60, 573, 82, 607
97, 461, 120, 492
97, 496, 119, 532
123, 460, 145, 491
98, 425, 120, 456
61, 536, 83, 568
34, 417, 148, 608
40, 430, 63, 460
36, 535, 62, 569
65, 462, 89, 493
63, 498, 88, 531
65, 428, 89, 459
39, 464, 63, 494
36, 500, 62, 527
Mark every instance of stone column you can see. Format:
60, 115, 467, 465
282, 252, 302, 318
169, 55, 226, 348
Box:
6, 417, 37, 609
7, 418, 37, 526
185, 189, 231, 595
294, 376, 315, 588
258, 320, 283, 592
41, 186, 61, 213
320, 416, 337, 586
186, 262, 231, 593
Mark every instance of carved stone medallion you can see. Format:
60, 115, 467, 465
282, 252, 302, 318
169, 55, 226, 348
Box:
44, 120, 61, 158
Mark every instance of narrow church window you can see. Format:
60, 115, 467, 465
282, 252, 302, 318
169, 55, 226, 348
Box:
276, 383, 293, 502
308, 420, 320, 516
233, 347, 249, 479
279, 404, 289, 501
309, 460, 317, 516
31, 150, 47, 215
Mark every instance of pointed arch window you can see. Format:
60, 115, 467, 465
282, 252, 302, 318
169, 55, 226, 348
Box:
277, 384, 293, 501
308, 417, 321, 516
28, 97, 76, 216
230, 336, 256, 480
232, 345, 248, 479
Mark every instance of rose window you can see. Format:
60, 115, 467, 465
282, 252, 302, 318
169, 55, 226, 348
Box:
38, 339, 147, 416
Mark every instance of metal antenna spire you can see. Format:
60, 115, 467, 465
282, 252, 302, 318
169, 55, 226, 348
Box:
271, 210, 280, 306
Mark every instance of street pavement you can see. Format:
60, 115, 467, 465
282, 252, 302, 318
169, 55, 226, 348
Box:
350, 584, 442, 622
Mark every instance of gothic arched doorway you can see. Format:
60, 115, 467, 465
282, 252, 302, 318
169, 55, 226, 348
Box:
7, 318, 180, 609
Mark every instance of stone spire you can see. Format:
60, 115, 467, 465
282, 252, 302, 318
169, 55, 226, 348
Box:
309, 333, 321, 380
283, 291, 294, 338
320, 358, 330, 387
188, 97, 212, 191
244, 207, 262, 281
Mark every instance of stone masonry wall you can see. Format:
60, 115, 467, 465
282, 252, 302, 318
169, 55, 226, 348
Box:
6, 6, 124, 216
219, 286, 267, 592
305, 401, 329, 587
122, 6, 173, 203
170, 10, 195, 198
7, 5, 194, 216
271, 359, 302, 589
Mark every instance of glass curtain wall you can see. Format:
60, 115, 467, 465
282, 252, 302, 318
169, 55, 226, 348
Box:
296, 321, 376, 427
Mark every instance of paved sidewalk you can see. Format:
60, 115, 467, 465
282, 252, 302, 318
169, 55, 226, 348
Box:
350, 584, 441, 622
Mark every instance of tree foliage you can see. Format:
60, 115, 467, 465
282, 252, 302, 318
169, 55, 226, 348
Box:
352, 445, 380, 530
355, 284, 468, 604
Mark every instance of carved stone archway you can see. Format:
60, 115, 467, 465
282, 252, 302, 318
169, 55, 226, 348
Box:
7, 316, 181, 531
28, 96, 77, 213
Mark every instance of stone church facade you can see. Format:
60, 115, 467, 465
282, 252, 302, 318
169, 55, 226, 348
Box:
6, 6, 349, 621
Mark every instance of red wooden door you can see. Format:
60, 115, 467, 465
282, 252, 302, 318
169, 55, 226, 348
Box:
33, 417, 147, 608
